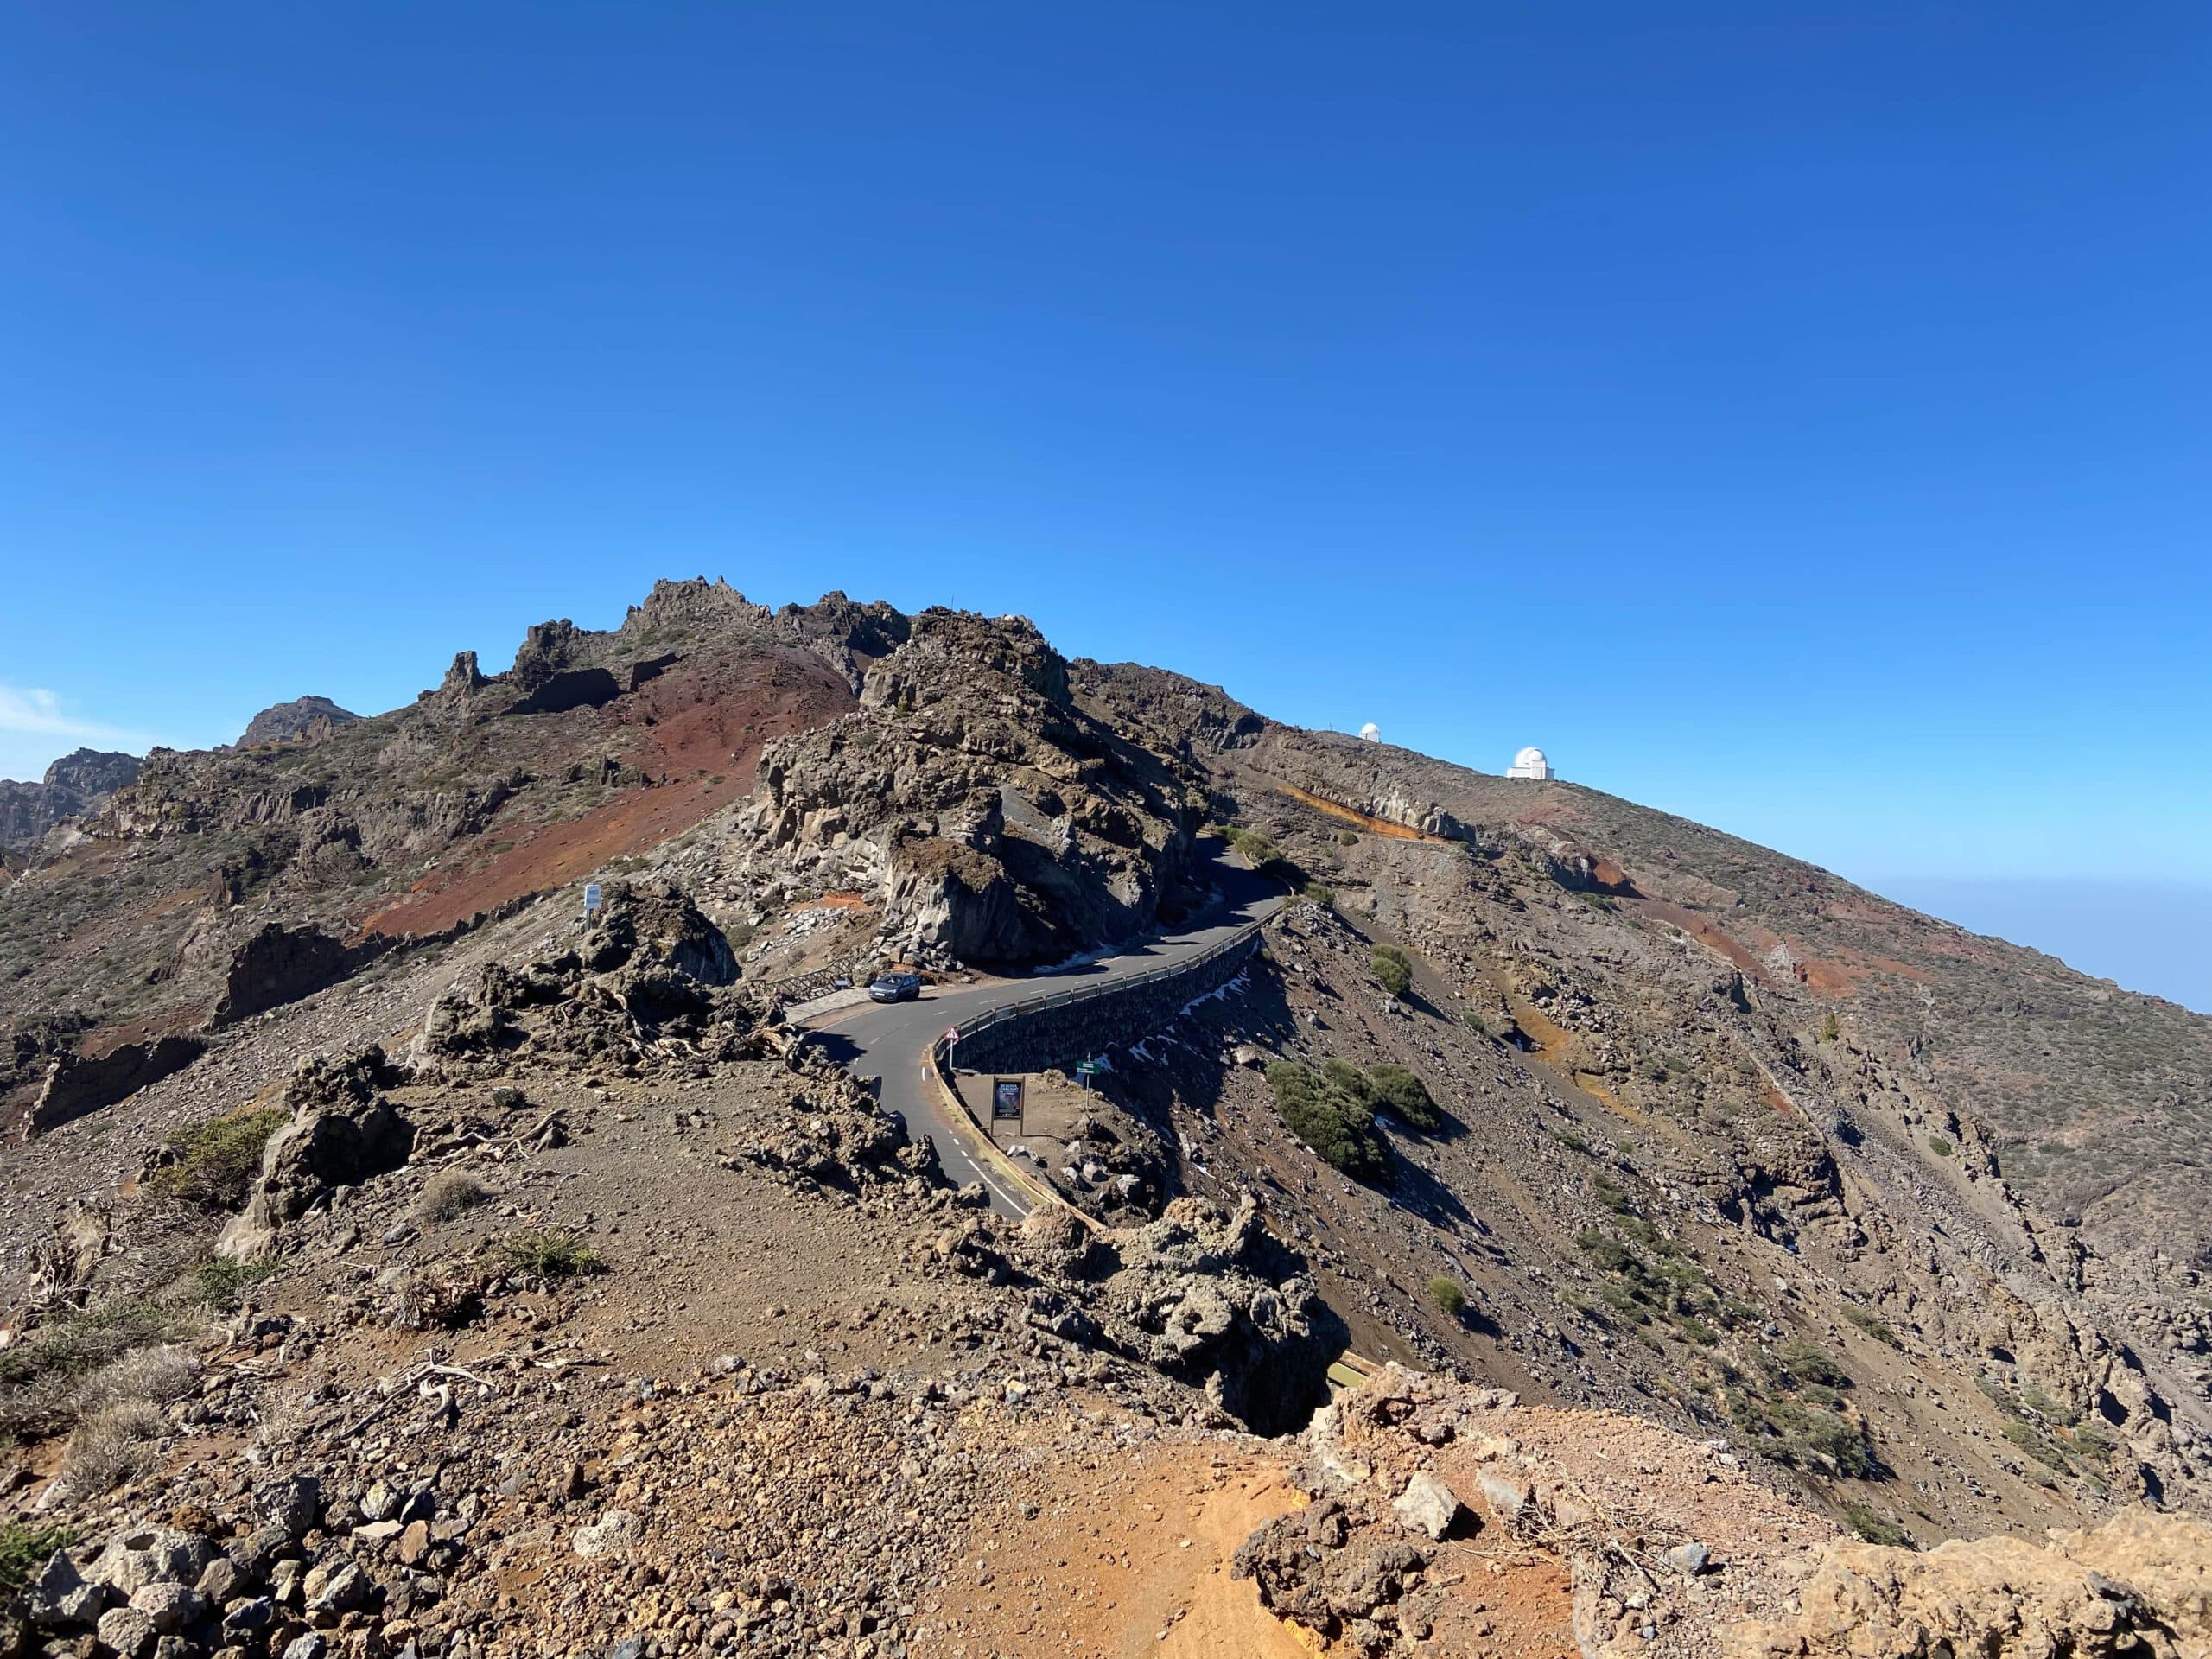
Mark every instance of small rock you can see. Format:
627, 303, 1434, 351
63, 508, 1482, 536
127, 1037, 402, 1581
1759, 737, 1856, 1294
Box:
1663, 1541, 1711, 1577
281, 1634, 328, 1659
1393, 1472, 1466, 1541
572, 1510, 642, 1560
256, 1475, 323, 1543
96, 1605, 157, 1658
1477, 1471, 1530, 1523
25, 1549, 105, 1628
194, 1557, 240, 1605
303, 1558, 370, 1614
127, 1582, 199, 1635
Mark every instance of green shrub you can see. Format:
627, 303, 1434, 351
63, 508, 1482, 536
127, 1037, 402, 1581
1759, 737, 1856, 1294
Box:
1427, 1276, 1466, 1318
1778, 1338, 1852, 1389
2003, 1420, 2070, 1470
1592, 1173, 1634, 1215
1370, 945, 1413, 998
1788, 1406, 1877, 1478
0, 1522, 76, 1594
145, 1107, 289, 1211
1818, 1012, 1840, 1044
1336, 830, 1358, 847
1463, 1010, 1491, 1039
1843, 1306, 1899, 1347
1366, 1065, 1440, 1131
1927, 1135, 1954, 1158
1300, 880, 1335, 907
497, 1229, 606, 1280
189, 1258, 279, 1308
1576, 1229, 1635, 1273
1221, 825, 1281, 868
2070, 1425, 2119, 1461
1841, 1505, 1909, 1546
1265, 1063, 1383, 1179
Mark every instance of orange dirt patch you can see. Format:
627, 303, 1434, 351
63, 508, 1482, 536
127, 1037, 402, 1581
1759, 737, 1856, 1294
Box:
1271, 780, 1444, 842
359, 651, 854, 938
1627, 896, 1769, 982
132, 886, 207, 924
795, 890, 870, 910
1587, 857, 1637, 896
915, 1445, 1313, 1659
1572, 1071, 1642, 1122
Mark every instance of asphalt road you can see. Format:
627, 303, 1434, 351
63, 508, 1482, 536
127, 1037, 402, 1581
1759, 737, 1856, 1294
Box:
794, 855, 1282, 1217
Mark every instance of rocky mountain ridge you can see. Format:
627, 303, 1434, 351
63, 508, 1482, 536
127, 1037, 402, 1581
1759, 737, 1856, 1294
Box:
0, 581, 2204, 1656
0, 751, 141, 852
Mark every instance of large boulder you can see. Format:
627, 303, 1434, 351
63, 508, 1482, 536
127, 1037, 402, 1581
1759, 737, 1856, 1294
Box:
218, 1048, 413, 1259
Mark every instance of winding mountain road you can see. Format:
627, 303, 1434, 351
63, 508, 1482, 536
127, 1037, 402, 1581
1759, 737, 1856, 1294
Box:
793, 855, 1281, 1217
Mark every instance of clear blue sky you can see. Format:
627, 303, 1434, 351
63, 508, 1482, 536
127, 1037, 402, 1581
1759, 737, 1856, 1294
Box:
3, 6, 2208, 998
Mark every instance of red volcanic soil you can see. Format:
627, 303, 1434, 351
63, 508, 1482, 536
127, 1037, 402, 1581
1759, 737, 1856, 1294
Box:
1270, 779, 1446, 842
359, 650, 855, 939
1628, 895, 1770, 982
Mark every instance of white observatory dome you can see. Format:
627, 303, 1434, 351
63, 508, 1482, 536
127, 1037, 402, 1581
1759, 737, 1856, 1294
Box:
1359, 722, 1382, 743
1506, 746, 1555, 781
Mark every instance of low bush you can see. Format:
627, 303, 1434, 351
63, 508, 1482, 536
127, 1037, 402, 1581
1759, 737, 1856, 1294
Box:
2003, 1419, 2071, 1471
1370, 945, 1413, 998
1842, 1505, 1909, 1546
498, 1229, 606, 1280
1366, 1065, 1440, 1131
416, 1171, 489, 1224
145, 1107, 289, 1211
1427, 1276, 1466, 1317
1927, 1135, 1955, 1158
73, 1346, 196, 1416
189, 1257, 279, 1308
1266, 1063, 1383, 1180
64, 1401, 162, 1495
1777, 1338, 1852, 1389
1300, 880, 1335, 907
1843, 1305, 1900, 1347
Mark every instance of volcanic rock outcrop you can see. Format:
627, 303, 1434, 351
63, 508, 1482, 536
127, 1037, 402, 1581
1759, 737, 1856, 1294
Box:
744, 609, 1205, 965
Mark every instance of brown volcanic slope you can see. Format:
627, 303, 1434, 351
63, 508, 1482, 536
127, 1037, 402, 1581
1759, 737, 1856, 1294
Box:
0, 581, 880, 1127
0, 588, 2209, 1658
1076, 660, 2212, 1287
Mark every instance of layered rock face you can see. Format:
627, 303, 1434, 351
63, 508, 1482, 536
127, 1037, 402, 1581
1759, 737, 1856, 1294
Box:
745, 610, 1205, 965
0, 747, 141, 848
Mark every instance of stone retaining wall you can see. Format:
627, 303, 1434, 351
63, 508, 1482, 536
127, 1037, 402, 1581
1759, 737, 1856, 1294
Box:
950, 929, 1261, 1075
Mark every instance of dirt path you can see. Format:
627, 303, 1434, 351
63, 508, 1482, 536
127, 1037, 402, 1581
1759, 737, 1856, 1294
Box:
915, 1446, 1313, 1659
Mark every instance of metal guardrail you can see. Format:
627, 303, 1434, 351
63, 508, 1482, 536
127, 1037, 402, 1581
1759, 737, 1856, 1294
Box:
918, 905, 1275, 1219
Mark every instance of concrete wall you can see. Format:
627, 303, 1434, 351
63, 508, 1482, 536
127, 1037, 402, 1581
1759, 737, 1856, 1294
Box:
950, 930, 1260, 1075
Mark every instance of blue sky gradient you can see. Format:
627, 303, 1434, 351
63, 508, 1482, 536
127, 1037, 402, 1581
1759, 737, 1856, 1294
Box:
3, 6, 2207, 1002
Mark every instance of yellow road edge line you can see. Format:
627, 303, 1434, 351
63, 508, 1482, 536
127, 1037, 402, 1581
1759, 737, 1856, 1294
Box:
922, 1047, 1075, 1222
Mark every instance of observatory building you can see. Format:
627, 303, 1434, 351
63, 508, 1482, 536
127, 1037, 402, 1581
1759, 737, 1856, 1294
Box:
1506, 746, 1554, 781
1359, 722, 1382, 743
